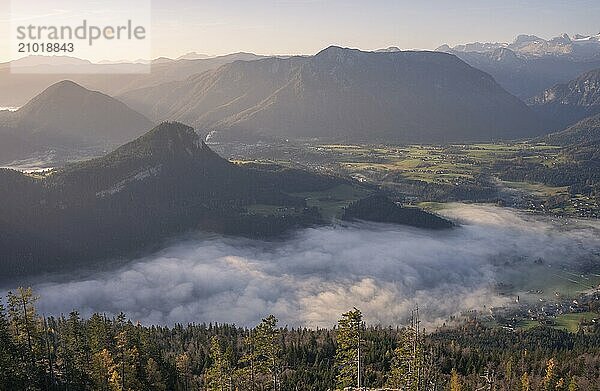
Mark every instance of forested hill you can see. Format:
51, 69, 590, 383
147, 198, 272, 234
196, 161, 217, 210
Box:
0, 80, 154, 163
541, 113, 600, 146
0, 122, 344, 279
342, 194, 453, 229
2, 289, 599, 390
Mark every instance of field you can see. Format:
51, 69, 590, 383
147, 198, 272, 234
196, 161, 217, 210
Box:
220, 140, 600, 218
219, 141, 598, 217
313, 143, 561, 186
518, 312, 598, 332
246, 184, 371, 220
289, 184, 371, 219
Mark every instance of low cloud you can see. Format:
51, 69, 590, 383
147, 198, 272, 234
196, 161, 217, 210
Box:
8, 204, 600, 328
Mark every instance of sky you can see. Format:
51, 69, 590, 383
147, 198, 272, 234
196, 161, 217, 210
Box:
1, 0, 599, 62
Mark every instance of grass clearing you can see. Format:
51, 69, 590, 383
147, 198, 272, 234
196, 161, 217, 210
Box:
555, 312, 598, 332
499, 180, 569, 197
290, 184, 372, 219
245, 204, 299, 216
245, 183, 372, 220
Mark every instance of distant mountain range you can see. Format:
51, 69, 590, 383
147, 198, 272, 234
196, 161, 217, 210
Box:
176, 52, 213, 60
0, 80, 153, 163
0, 53, 268, 106
120, 46, 542, 144
529, 68, 600, 131
437, 33, 600, 98
5, 40, 599, 152
439, 33, 600, 60
4, 34, 600, 106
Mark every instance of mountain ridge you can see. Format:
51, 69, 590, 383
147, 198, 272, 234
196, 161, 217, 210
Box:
0, 52, 270, 107
0, 80, 153, 163
120, 46, 542, 143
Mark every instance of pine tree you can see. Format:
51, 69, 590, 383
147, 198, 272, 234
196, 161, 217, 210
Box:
257, 315, 282, 391
505, 357, 514, 390
387, 307, 424, 390
0, 299, 24, 390
206, 336, 234, 391
334, 308, 363, 389
92, 348, 117, 391
239, 315, 282, 391
114, 329, 142, 391
6, 288, 39, 357
145, 357, 167, 391
176, 352, 192, 391
59, 311, 91, 388
387, 329, 413, 388
88, 313, 111, 353
6, 287, 41, 388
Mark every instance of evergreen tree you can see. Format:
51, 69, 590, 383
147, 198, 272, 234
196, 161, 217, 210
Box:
206, 336, 234, 391
387, 307, 425, 390
239, 315, 282, 391
504, 357, 514, 390
0, 300, 24, 390
91, 348, 116, 391
334, 308, 363, 389
2, 287, 600, 391
114, 329, 142, 391
176, 352, 192, 391
59, 311, 91, 388
6, 287, 41, 388
6, 288, 39, 357
145, 357, 167, 391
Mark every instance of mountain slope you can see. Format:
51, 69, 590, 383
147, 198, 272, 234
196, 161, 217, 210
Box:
120, 46, 542, 143
529, 68, 600, 131
0, 122, 344, 278
0, 80, 153, 163
540, 113, 600, 146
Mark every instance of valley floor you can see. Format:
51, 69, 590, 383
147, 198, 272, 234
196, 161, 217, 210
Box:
214, 141, 600, 219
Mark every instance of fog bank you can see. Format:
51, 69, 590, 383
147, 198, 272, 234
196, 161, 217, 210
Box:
14, 204, 600, 328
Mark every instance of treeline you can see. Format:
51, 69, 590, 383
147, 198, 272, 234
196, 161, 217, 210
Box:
2, 289, 600, 390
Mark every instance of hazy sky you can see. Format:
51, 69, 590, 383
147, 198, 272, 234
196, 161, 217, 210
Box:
1, 0, 599, 62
